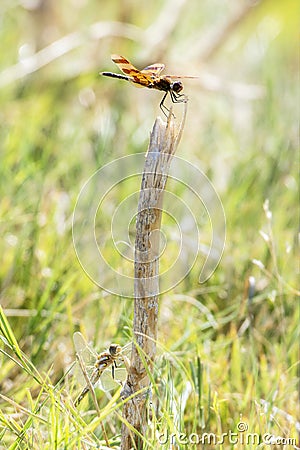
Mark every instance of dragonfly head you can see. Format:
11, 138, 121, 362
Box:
109, 344, 122, 357
171, 81, 183, 93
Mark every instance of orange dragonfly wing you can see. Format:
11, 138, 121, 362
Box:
110, 55, 198, 87
111, 54, 152, 86
111, 54, 140, 76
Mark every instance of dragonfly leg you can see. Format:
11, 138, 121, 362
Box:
170, 90, 187, 104
112, 362, 116, 379
160, 91, 173, 117
160, 91, 188, 117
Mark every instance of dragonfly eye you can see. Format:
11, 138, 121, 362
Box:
171, 81, 183, 93
109, 344, 122, 356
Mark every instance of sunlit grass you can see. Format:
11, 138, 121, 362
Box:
0, 0, 298, 448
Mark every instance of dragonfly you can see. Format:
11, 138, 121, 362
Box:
101, 54, 198, 116
73, 332, 130, 406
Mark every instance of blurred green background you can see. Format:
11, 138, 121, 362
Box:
0, 0, 298, 448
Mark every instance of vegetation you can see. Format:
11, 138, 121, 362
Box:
0, 0, 298, 448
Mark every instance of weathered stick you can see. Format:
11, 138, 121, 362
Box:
120, 104, 187, 450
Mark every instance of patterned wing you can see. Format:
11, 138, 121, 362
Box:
141, 63, 165, 77
111, 54, 140, 75
111, 54, 154, 86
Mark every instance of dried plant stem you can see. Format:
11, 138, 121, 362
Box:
120, 105, 187, 450
75, 353, 110, 447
